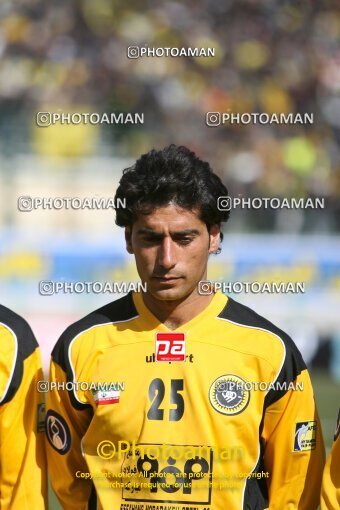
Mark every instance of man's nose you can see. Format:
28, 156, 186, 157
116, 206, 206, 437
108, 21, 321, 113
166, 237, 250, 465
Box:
157, 237, 176, 269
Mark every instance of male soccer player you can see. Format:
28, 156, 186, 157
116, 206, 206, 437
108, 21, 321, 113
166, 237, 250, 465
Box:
321, 409, 340, 509
0, 304, 47, 509
46, 145, 325, 509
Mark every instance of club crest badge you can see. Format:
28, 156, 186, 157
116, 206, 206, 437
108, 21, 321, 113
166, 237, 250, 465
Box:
209, 374, 250, 416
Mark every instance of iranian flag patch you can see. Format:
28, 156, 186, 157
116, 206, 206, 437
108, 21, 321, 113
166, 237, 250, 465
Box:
93, 389, 120, 405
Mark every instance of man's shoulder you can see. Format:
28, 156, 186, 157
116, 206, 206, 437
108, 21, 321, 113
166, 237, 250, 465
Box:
219, 298, 307, 405
218, 296, 303, 358
0, 304, 39, 405
51, 292, 138, 362
0, 303, 38, 355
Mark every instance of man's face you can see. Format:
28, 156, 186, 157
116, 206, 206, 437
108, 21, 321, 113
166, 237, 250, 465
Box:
125, 203, 220, 301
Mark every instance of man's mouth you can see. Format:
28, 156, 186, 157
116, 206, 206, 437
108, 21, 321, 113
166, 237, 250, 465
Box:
152, 276, 182, 282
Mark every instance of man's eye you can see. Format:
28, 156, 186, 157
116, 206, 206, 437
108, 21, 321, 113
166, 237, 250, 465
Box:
143, 237, 161, 243
177, 238, 193, 245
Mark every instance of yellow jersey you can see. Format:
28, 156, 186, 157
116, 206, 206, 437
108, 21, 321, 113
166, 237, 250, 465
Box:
0, 304, 47, 509
321, 409, 340, 509
46, 291, 325, 510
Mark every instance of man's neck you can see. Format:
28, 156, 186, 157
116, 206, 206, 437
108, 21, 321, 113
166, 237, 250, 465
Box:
142, 290, 215, 330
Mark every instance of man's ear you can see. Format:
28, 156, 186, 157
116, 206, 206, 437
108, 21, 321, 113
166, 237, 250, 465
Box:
208, 224, 221, 254
125, 227, 133, 254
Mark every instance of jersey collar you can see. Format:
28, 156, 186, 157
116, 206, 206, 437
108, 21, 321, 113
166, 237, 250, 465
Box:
132, 290, 228, 333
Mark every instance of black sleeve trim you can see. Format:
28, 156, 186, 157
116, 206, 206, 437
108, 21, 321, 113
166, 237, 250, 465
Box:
243, 442, 269, 510
88, 483, 97, 510
51, 292, 138, 410
0, 304, 39, 405
218, 297, 306, 408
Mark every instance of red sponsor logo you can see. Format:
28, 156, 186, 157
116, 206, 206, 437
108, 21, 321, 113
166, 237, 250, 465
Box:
155, 332, 185, 361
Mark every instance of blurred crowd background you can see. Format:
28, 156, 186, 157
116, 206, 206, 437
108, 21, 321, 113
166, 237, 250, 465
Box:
0, 0, 339, 231
0, 0, 339, 473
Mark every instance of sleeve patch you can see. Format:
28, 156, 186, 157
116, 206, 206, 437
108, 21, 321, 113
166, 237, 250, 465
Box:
293, 421, 317, 452
45, 410, 71, 454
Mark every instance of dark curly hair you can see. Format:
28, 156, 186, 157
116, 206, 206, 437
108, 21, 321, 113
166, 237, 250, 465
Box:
114, 144, 230, 251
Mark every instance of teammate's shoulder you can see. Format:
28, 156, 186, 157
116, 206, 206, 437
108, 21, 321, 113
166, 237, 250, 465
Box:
0, 304, 39, 405
218, 296, 302, 356
52, 292, 138, 361
0, 303, 38, 355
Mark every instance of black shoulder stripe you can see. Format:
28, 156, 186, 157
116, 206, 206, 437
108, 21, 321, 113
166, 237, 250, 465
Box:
52, 292, 138, 410
0, 304, 39, 405
218, 297, 306, 407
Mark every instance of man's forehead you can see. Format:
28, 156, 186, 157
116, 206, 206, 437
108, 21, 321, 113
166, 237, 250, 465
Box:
136, 226, 201, 236
136, 205, 202, 228
134, 205, 203, 230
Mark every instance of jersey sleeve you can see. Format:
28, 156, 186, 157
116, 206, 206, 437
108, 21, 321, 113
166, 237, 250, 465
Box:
321, 409, 340, 510
0, 317, 47, 510
260, 341, 325, 509
45, 326, 95, 510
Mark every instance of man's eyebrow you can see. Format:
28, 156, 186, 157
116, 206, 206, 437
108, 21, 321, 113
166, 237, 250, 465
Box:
136, 228, 161, 235
136, 228, 200, 236
172, 229, 200, 236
